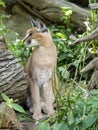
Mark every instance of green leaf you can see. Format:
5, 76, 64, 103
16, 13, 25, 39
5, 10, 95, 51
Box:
82, 114, 98, 130
0, 1, 6, 7
38, 122, 50, 130
65, 10, 72, 16
67, 110, 75, 125
58, 66, 69, 79
58, 54, 67, 62
54, 122, 69, 130
1, 93, 10, 102
12, 103, 26, 114
54, 122, 63, 130
72, 60, 79, 67
60, 123, 69, 130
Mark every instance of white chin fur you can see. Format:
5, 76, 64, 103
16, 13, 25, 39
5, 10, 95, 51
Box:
25, 39, 40, 47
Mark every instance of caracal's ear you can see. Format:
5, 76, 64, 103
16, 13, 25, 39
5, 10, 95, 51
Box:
30, 17, 37, 27
36, 18, 48, 32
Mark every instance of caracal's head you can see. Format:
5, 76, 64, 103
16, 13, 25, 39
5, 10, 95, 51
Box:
23, 18, 51, 48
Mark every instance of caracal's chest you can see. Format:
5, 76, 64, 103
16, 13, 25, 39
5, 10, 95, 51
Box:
35, 68, 52, 87
31, 46, 57, 87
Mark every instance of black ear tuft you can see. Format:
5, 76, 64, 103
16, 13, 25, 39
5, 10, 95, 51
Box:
42, 28, 48, 33
30, 17, 36, 27
36, 18, 48, 32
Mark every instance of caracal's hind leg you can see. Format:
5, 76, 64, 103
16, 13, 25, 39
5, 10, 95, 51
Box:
30, 79, 42, 120
42, 81, 55, 116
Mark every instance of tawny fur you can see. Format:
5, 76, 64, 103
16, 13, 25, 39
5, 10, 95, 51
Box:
24, 20, 57, 120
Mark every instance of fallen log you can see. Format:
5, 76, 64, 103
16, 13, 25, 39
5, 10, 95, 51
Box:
11, 0, 91, 31
81, 57, 98, 90
80, 57, 98, 73
89, 3, 98, 10
87, 70, 98, 90
0, 36, 28, 104
69, 27, 98, 46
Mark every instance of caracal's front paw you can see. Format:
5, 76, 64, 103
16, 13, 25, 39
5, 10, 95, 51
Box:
48, 109, 55, 117
33, 113, 43, 120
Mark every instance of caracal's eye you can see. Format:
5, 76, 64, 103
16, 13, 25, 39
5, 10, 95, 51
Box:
28, 40, 31, 44
29, 32, 33, 36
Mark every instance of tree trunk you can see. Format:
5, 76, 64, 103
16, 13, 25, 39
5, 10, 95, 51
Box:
11, 0, 91, 31
0, 37, 28, 104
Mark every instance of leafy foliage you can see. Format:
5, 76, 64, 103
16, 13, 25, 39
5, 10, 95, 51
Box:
50, 13, 88, 81
38, 122, 50, 130
38, 87, 98, 130
1, 93, 26, 114
8, 39, 32, 65
0, 0, 6, 7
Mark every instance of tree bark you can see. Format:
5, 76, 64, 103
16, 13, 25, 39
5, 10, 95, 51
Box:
69, 27, 98, 46
0, 37, 28, 104
11, 0, 91, 31
89, 3, 98, 10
